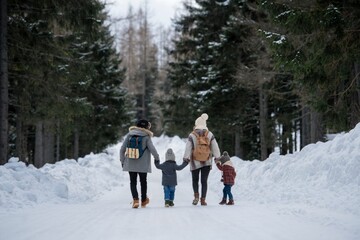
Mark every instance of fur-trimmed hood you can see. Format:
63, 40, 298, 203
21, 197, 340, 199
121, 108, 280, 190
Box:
129, 126, 154, 137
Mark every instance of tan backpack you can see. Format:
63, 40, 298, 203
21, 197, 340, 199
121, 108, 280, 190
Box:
192, 130, 211, 161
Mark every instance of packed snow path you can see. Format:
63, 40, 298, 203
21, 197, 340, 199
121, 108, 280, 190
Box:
1, 177, 357, 240
1, 125, 360, 240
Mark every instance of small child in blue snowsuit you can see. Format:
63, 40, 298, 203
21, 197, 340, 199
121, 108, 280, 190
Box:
155, 148, 189, 207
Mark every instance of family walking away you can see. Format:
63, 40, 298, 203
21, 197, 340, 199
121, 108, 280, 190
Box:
215, 151, 236, 205
183, 113, 221, 206
120, 114, 236, 208
155, 148, 189, 207
120, 119, 160, 208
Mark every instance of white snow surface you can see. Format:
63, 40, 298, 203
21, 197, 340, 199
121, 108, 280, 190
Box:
1, 124, 360, 240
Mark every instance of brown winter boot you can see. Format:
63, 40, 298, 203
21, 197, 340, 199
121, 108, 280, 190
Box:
141, 197, 150, 208
132, 199, 139, 208
219, 199, 227, 205
200, 198, 207, 206
226, 199, 234, 205
192, 193, 199, 205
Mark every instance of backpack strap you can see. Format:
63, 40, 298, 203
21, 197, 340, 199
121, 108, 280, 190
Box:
127, 135, 144, 148
204, 130, 209, 138
127, 135, 138, 147
192, 130, 208, 138
192, 131, 199, 138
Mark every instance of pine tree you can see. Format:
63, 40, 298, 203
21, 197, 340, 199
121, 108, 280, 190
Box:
261, 0, 360, 136
167, 0, 275, 158
7, 0, 130, 166
75, 21, 129, 155
168, 0, 247, 138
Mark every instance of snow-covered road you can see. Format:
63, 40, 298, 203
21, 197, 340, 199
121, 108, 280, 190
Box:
1, 176, 358, 240
1, 126, 360, 240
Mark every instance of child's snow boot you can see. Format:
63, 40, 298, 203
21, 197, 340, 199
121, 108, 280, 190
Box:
169, 200, 174, 207
200, 198, 207, 206
165, 200, 170, 207
141, 197, 150, 208
132, 198, 139, 208
219, 199, 227, 205
226, 199, 234, 205
192, 193, 199, 205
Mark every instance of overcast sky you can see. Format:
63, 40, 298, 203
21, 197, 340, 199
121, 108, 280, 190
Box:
105, 0, 185, 28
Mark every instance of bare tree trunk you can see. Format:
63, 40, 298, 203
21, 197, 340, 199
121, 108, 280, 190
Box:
294, 120, 299, 152
73, 127, 79, 159
0, 0, 8, 165
43, 121, 55, 164
280, 123, 288, 155
15, 116, 22, 159
259, 86, 268, 160
301, 106, 323, 147
34, 120, 56, 167
357, 63, 360, 111
234, 129, 240, 158
56, 121, 60, 162
34, 121, 44, 168
310, 110, 323, 143
293, 123, 297, 152
301, 106, 311, 149
350, 62, 360, 128
15, 114, 28, 164
234, 126, 244, 159
288, 122, 294, 154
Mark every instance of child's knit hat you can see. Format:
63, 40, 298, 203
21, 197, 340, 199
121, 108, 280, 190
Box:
165, 148, 175, 161
219, 151, 230, 164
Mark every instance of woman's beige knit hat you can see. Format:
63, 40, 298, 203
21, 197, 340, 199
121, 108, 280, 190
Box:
194, 113, 209, 130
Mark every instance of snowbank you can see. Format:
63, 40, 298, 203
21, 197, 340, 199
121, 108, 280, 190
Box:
210, 123, 360, 215
0, 123, 359, 217
0, 153, 124, 209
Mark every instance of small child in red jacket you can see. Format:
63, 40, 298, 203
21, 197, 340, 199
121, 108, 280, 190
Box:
216, 151, 236, 205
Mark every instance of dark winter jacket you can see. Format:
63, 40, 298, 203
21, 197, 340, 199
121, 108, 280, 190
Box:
155, 160, 188, 186
216, 161, 236, 185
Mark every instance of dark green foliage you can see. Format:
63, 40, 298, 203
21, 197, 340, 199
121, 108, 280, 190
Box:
166, 0, 271, 158
261, 0, 360, 131
7, 0, 131, 164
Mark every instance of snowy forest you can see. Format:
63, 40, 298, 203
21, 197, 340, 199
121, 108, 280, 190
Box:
0, 0, 359, 167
